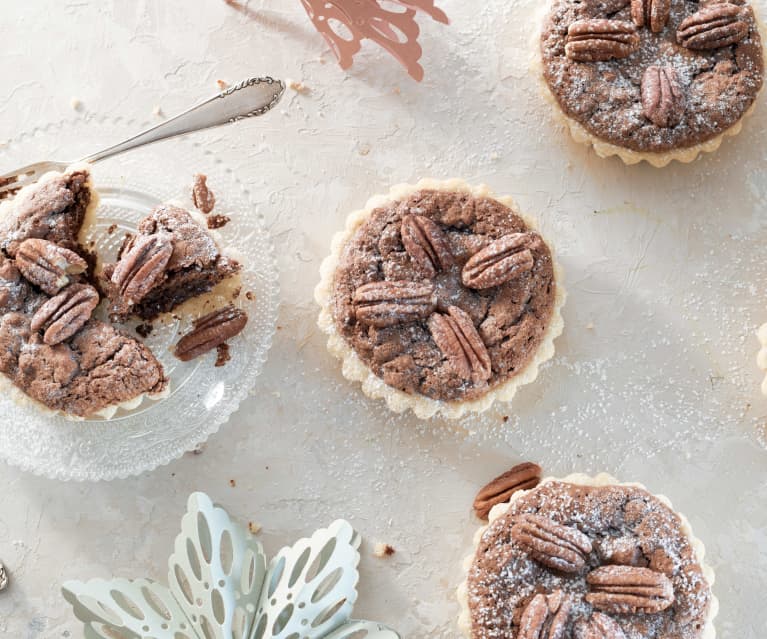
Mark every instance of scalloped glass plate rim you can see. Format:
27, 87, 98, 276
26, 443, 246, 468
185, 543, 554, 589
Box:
0, 116, 280, 481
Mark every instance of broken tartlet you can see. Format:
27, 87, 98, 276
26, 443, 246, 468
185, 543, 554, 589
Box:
315, 179, 565, 419
457, 473, 717, 639
102, 204, 241, 321
0, 166, 167, 419
539, 0, 764, 166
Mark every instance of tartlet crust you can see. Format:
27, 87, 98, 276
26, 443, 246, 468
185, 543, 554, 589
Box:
534, 3, 765, 167
456, 472, 718, 639
314, 178, 566, 420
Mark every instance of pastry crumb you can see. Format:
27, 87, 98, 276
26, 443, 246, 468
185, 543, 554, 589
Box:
246, 291, 255, 301
191, 443, 206, 455
215, 343, 231, 367
192, 173, 216, 214
152, 105, 164, 118
217, 79, 229, 91
106, 224, 117, 235
136, 323, 154, 338
358, 143, 371, 156
207, 214, 230, 229
229, 479, 236, 487
586, 322, 595, 330
248, 521, 262, 535
70, 98, 83, 111
287, 79, 311, 95
373, 542, 396, 558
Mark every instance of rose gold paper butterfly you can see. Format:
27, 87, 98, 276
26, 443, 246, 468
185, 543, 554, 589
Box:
300, 0, 449, 81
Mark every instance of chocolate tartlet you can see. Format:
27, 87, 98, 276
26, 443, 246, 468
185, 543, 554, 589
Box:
0, 167, 167, 418
458, 474, 717, 639
102, 204, 241, 321
540, 0, 764, 166
315, 179, 565, 419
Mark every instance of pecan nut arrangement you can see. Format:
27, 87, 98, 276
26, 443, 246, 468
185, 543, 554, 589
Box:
541, 0, 764, 159
326, 185, 560, 409
463, 477, 714, 639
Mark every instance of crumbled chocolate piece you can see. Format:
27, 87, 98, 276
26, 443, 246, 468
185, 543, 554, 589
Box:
207, 214, 230, 230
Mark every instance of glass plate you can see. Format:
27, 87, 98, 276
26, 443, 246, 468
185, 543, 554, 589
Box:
0, 117, 279, 481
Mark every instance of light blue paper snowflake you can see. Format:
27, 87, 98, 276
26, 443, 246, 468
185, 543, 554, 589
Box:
62, 492, 399, 639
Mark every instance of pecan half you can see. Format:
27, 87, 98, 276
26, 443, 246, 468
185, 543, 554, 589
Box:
473, 462, 542, 520
519, 590, 571, 639
462, 232, 538, 289
30, 284, 99, 345
586, 565, 674, 614
174, 305, 248, 361
641, 65, 685, 128
511, 514, 593, 573
631, 0, 671, 33
192, 173, 216, 214
565, 20, 640, 62
15, 239, 87, 295
352, 280, 435, 328
401, 214, 454, 277
677, 3, 748, 50
576, 613, 627, 639
428, 306, 491, 383
110, 234, 173, 304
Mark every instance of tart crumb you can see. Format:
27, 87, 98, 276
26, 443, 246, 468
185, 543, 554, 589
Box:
287, 79, 311, 95
248, 521, 262, 535
217, 79, 229, 91
229, 479, 236, 487
245, 291, 255, 301
70, 98, 83, 111
106, 224, 117, 235
207, 214, 230, 229
373, 542, 396, 558
215, 343, 231, 367
136, 323, 153, 338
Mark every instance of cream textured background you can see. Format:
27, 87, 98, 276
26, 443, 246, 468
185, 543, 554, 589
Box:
1, 1, 767, 637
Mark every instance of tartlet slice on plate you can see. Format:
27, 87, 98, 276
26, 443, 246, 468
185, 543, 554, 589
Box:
315, 179, 565, 420
102, 204, 241, 321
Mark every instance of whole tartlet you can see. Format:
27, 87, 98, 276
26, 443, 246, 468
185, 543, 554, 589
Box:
457, 473, 717, 639
539, 0, 764, 166
315, 179, 565, 419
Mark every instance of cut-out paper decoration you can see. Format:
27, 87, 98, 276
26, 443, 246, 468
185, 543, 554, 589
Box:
62, 492, 400, 639
299, 0, 449, 81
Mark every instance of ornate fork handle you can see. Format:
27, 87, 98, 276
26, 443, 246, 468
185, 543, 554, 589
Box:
82, 77, 285, 164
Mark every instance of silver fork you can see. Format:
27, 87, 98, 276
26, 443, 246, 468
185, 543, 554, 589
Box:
0, 76, 285, 200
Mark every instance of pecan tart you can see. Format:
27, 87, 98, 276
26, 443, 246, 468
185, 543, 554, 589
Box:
539, 0, 764, 166
102, 204, 241, 321
0, 166, 167, 418
457, 473, 717, 639
315, 179, 565, 419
